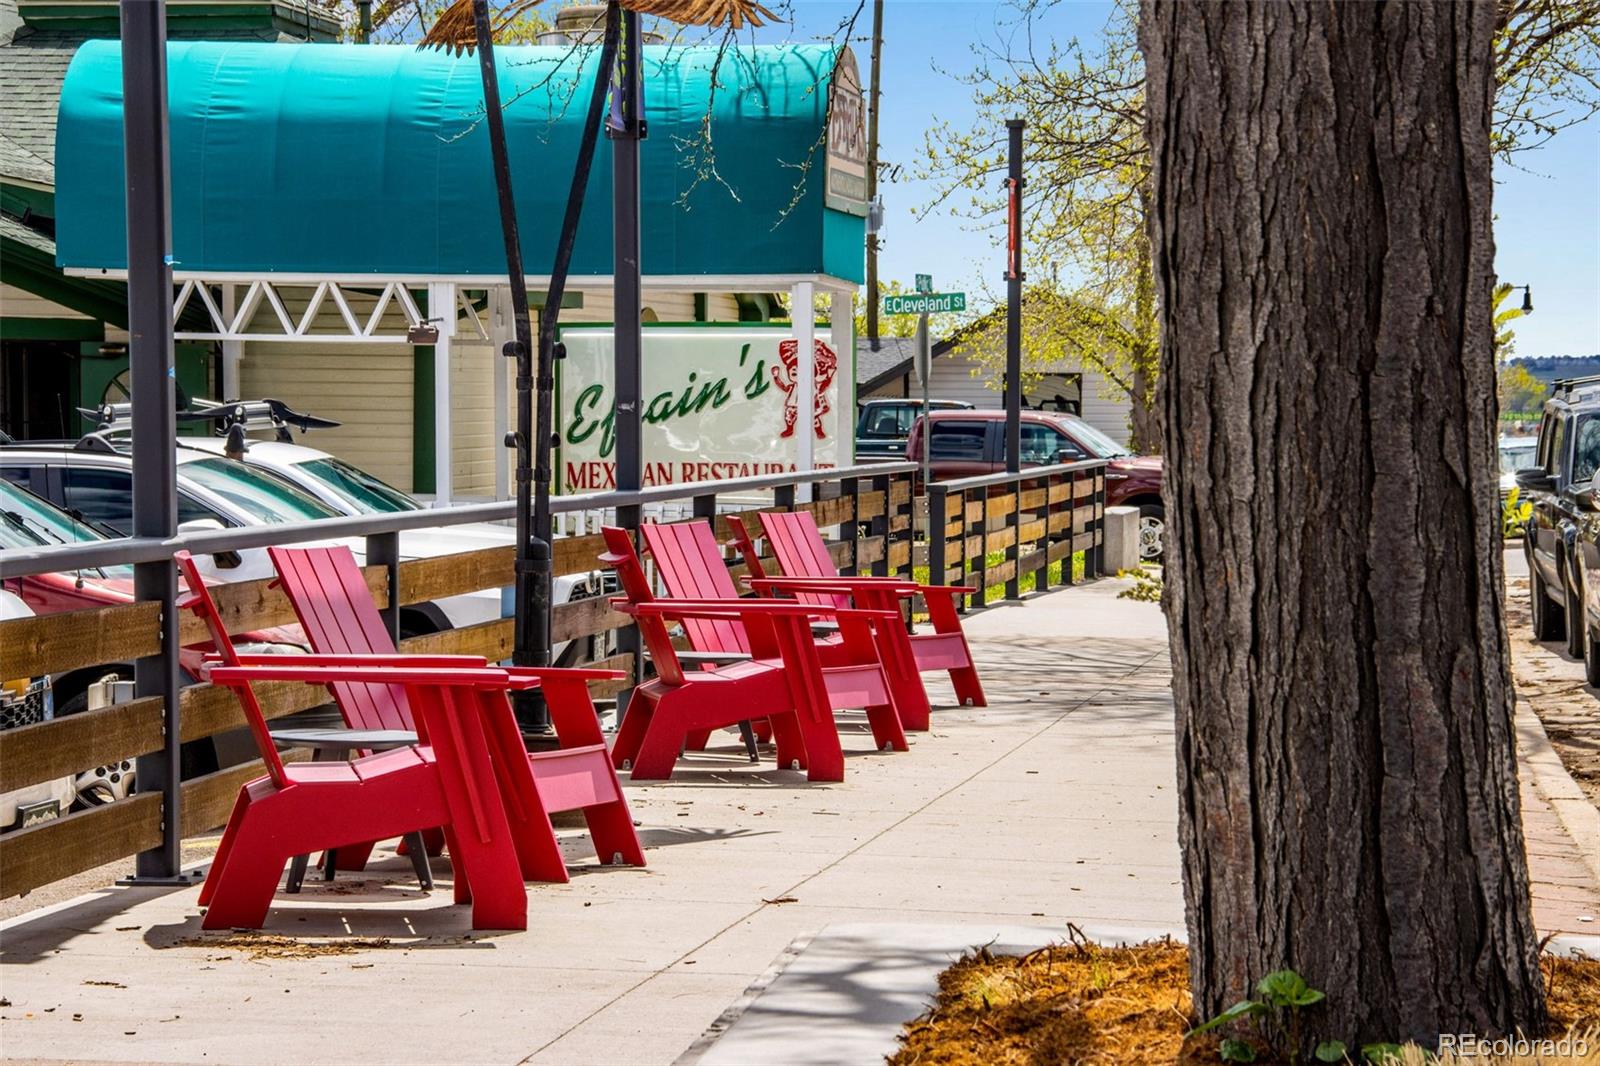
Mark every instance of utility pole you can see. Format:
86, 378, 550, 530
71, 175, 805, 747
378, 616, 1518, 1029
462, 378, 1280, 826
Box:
865, 0, 883, 350
1004, 119, 1024, 475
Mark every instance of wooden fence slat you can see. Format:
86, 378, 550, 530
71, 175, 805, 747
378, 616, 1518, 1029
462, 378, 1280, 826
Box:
400, 618, 514, 660
0, 793, 162, 899
399, 547, 512, 607
0, 695, 164, 794
0, 602, 160, 679
553, 533, 609, 577
552, 597, 628, 644
580, 654, 635, 697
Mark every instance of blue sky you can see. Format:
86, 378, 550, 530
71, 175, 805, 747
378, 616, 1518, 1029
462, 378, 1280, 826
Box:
740, 0, 1600, 358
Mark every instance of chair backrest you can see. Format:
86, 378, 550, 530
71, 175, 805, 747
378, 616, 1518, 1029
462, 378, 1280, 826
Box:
724, 515, 768, 580
175, 551, 289, 787
598, 527, 686, 685
268, 545, 413, 732
759, 511, 851, 610
638, 520, 751, 655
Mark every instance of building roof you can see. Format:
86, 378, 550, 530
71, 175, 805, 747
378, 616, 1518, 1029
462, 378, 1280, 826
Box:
0, 0, 342, 191
855, 333, 957, 393
55, 41, 867, 282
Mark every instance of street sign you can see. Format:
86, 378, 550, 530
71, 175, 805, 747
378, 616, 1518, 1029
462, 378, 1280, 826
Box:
884, 292, 966, 315
914, 274, 933, 293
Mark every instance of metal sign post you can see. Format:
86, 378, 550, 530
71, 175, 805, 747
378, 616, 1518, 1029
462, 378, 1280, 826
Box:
913, 310, 931, 491
1004, 119, 1025, 476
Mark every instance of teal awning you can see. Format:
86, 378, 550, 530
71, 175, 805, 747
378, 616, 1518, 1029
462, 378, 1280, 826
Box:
54, 41, 864, 283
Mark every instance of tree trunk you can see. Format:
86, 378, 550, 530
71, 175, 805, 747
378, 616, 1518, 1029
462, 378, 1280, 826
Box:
1141, 0, 1544, 1048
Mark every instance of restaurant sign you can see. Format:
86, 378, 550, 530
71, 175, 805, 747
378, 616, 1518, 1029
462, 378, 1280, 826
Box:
824, 47, 868, 216
556, 326, 844, 494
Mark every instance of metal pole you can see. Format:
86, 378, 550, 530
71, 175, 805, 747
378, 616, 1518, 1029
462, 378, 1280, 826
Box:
474, 0, 618, 732
865, 0, 884, 350
916, 310, 931, 492
120, 0, 192, 885
610, 5, 645, 718
1004, 119, 1024, 475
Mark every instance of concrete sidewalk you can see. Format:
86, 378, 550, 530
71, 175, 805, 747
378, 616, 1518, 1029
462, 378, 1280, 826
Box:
2, 576, 1593, 1065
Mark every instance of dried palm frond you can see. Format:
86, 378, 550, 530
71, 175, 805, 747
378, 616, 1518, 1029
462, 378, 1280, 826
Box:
419, 0, 777, 53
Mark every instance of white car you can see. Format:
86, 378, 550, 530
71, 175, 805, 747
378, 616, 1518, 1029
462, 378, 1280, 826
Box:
0, 443, 497, 636
176, 436, 605, 661
1499, 434, 1538, 502
0, 588, 75, 831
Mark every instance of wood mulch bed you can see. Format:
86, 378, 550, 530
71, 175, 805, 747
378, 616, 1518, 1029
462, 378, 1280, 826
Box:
889, 933, 1600, 1065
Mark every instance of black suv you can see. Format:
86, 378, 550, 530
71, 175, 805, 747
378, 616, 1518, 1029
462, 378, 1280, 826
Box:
855, 399, 973, 460
1518, 376, 1600, 680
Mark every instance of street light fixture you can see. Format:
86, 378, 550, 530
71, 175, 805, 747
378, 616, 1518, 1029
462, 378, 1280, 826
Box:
1509, 284, 1534, 314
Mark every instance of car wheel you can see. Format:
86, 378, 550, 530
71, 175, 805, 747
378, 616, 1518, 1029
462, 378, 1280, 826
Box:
1531, 567, 1567, 642
1583, 591, 1600, 687
1137, 505, 1166, 562
1567, 563, 1587, 658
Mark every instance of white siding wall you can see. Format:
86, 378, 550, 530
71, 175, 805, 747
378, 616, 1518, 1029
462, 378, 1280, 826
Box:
0, 283, 94, 321
865, 349, 1134, 447
239, 289, 416, 491
449, 334, 497, 498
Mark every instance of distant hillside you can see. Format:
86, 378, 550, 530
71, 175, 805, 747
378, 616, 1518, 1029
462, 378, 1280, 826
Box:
1510, 356, 1600, 382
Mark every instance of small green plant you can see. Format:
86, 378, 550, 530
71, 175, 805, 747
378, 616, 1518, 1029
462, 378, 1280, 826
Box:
1503, 486, 1532, 540
1118, 565, 1163, 602
1188, 969, 1389, 1065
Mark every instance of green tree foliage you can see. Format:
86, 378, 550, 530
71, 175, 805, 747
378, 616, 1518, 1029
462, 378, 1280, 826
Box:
923, 0, 1599, 450
1499, 363, 1547, 416
1493, 281, 1527, 360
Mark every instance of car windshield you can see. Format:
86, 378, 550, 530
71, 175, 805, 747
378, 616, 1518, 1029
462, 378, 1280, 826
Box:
1499, 438, 1537, 476
181, 458, 342, 524
0, 480, 133, 578
0, 508, 51, 552
295, 458, 419, 514
1056, 415, 1132, 459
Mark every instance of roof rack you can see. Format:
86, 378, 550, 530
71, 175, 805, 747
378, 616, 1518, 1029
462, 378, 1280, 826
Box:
77, 398, 341, 444
1551, 374, 1600, 394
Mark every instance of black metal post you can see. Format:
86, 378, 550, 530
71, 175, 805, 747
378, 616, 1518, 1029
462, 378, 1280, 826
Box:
474, 0, 618, 733
610, 5, 645, 719
928, 482, 948, 591
1004, 119, 1024, 476
121, 0, 192, 885
366, 531, 401, 642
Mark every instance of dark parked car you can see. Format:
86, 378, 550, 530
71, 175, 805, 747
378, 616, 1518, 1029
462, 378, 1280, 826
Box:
906, 409, 1166, 560
1520, 376, 1600, 681
855, 398, 973, 460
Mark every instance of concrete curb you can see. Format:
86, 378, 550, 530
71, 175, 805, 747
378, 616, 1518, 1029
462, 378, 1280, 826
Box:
1516, 702, 1600, 890
676, 920, 1186, 1066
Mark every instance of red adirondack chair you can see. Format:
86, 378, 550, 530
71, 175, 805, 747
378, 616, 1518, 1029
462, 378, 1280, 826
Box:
263, 545, 645, 881
603, 526, 908, 780
728, 512, 987, 708
176, 558, 527, 931
639, 519, 930, 731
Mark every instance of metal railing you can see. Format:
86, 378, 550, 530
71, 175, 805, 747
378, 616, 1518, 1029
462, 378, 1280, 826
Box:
0, 462, 917, 891
927, 458, 1109, 606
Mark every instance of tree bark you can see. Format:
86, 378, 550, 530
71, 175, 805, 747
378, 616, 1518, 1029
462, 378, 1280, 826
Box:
1141, 0, 1544, 1048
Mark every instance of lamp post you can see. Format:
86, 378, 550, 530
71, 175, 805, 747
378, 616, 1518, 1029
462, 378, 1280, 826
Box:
1508, 284, 1534, 314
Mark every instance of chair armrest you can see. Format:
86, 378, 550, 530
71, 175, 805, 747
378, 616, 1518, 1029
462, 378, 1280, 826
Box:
748, 577, 919, 598
502, 666, 628, 691
651, 649, 751, 665
226, 653, 491, 668
210, 664, 515, 688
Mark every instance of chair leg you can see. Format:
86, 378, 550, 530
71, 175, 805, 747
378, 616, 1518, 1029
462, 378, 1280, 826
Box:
626, 718, 687, 780
285, 852, 311, 894
332, 839, 376, 872
198, 789, 251, 908
584, 798, 646, 867
322, 848, 338, 882
683, 728, 713, 751
403, 831, 433, 890
441, 824, 472, 906
767, 713, 808, 773
864, 702, 909, 753
949, 665, 987, 708
737, 720, 760, 762
611, 701, 652, 770
796, 714, 845, 783
201, 820, 290, 931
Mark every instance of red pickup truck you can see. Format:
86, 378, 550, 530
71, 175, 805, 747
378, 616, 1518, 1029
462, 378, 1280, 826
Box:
906, 409, 1166, 560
